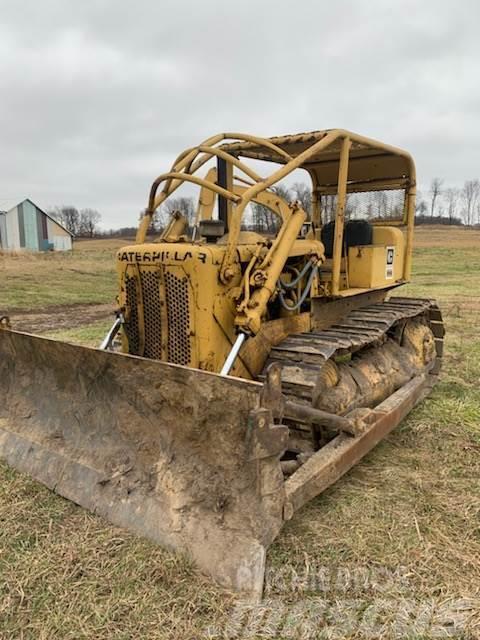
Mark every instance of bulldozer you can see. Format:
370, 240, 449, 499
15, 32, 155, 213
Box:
0, 129, 444, 599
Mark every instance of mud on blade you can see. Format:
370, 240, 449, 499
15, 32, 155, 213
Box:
0, 300, 442, 597
0, 329, 287, 599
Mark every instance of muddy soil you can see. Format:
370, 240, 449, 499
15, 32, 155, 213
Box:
8, 303, 115, 334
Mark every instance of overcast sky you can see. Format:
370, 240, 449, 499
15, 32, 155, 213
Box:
1, 0, 478, 228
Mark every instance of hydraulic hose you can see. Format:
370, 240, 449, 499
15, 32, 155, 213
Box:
278, 263, 318, 312
278, 259, 313, 289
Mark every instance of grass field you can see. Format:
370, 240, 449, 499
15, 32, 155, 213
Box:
0, 227, 479, 638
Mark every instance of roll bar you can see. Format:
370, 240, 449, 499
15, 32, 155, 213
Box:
136, 129, 416, 285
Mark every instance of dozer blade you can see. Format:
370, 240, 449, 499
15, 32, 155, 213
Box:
0, 327, 437, 599
0, 329, 288, 600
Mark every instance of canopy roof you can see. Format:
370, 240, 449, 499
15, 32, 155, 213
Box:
222, 129, 415, 194
146, 128, 416, 222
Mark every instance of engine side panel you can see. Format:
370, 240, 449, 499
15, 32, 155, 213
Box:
117, 243, 251, 376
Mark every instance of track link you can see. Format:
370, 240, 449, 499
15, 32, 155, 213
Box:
263, 297, 444, 471
265, 297, 444, 404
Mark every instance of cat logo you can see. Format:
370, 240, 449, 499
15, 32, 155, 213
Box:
386, 246, 395, 279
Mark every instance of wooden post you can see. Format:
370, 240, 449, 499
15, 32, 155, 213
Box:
331, 137, 351, 296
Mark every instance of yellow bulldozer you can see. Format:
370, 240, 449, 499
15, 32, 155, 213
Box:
0, 129, 444, 599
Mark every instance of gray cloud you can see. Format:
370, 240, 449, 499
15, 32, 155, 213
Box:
1, 0, 479, 227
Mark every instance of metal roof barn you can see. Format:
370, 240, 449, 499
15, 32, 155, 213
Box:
0, 199, 73, 252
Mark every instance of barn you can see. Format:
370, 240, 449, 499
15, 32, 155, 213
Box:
0, 199, 73, 252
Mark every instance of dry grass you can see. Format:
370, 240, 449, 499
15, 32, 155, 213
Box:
0, 237, 139, 313
414, 224, 480, 248
0, 470, 233, 639
0, 250, 117, 311
0, 225, 476, 313
1, 228, 480, 638
74, 237, 135, 251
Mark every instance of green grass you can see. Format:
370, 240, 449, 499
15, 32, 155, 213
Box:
404, 246, 480, 301
0, 470, 227, 639
261, 242, 480, 637
45, 321, 112, 347
0, 247, 118, 311
1, 234, 480, 638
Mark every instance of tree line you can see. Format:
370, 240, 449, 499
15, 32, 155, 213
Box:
52, 178, 478, 240
149, 180, 479, 234
416, 178, 480, 226
146, 187, 311, 235
249, 179, 480, 228
48, 206, 102, 237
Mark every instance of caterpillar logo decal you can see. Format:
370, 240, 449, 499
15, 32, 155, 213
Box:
385, 246, 395, 279
119, 250, 208, 264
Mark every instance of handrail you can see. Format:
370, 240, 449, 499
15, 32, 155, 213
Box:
138, 168, 243, 242
153, 172, 240, 205
148, 132, 292, 212
194, 146, 262, 183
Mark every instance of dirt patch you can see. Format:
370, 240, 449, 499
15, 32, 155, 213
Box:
9, 303, 115, 334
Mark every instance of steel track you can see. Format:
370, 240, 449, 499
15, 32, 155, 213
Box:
262, 297, 445, 465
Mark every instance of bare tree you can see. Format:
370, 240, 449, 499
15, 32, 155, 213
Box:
372, 191, 389, 218
251, 201, 272, 232
151, 208, 168, 233
462, 180, 480, 226
49, 206, 80, 235
156, 197, 195, 231
162, 197, 195, 220
79, 209, 101, 237
48, 206, 61, 223
416, 199, 428, 216
271, 184, 291, 202
430, 178, 444, 218
250, 184, 291, 233
291, 182, 311, 215
445, 188, 460, 224
321, 194, 337, 223
251, 198, 278, 233
415, 189, 427, 216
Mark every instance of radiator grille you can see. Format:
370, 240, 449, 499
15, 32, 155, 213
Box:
165, 272, 191, 365
140, 270, 163, 359
124, 274, 140, 355
123, 268, 191, 365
